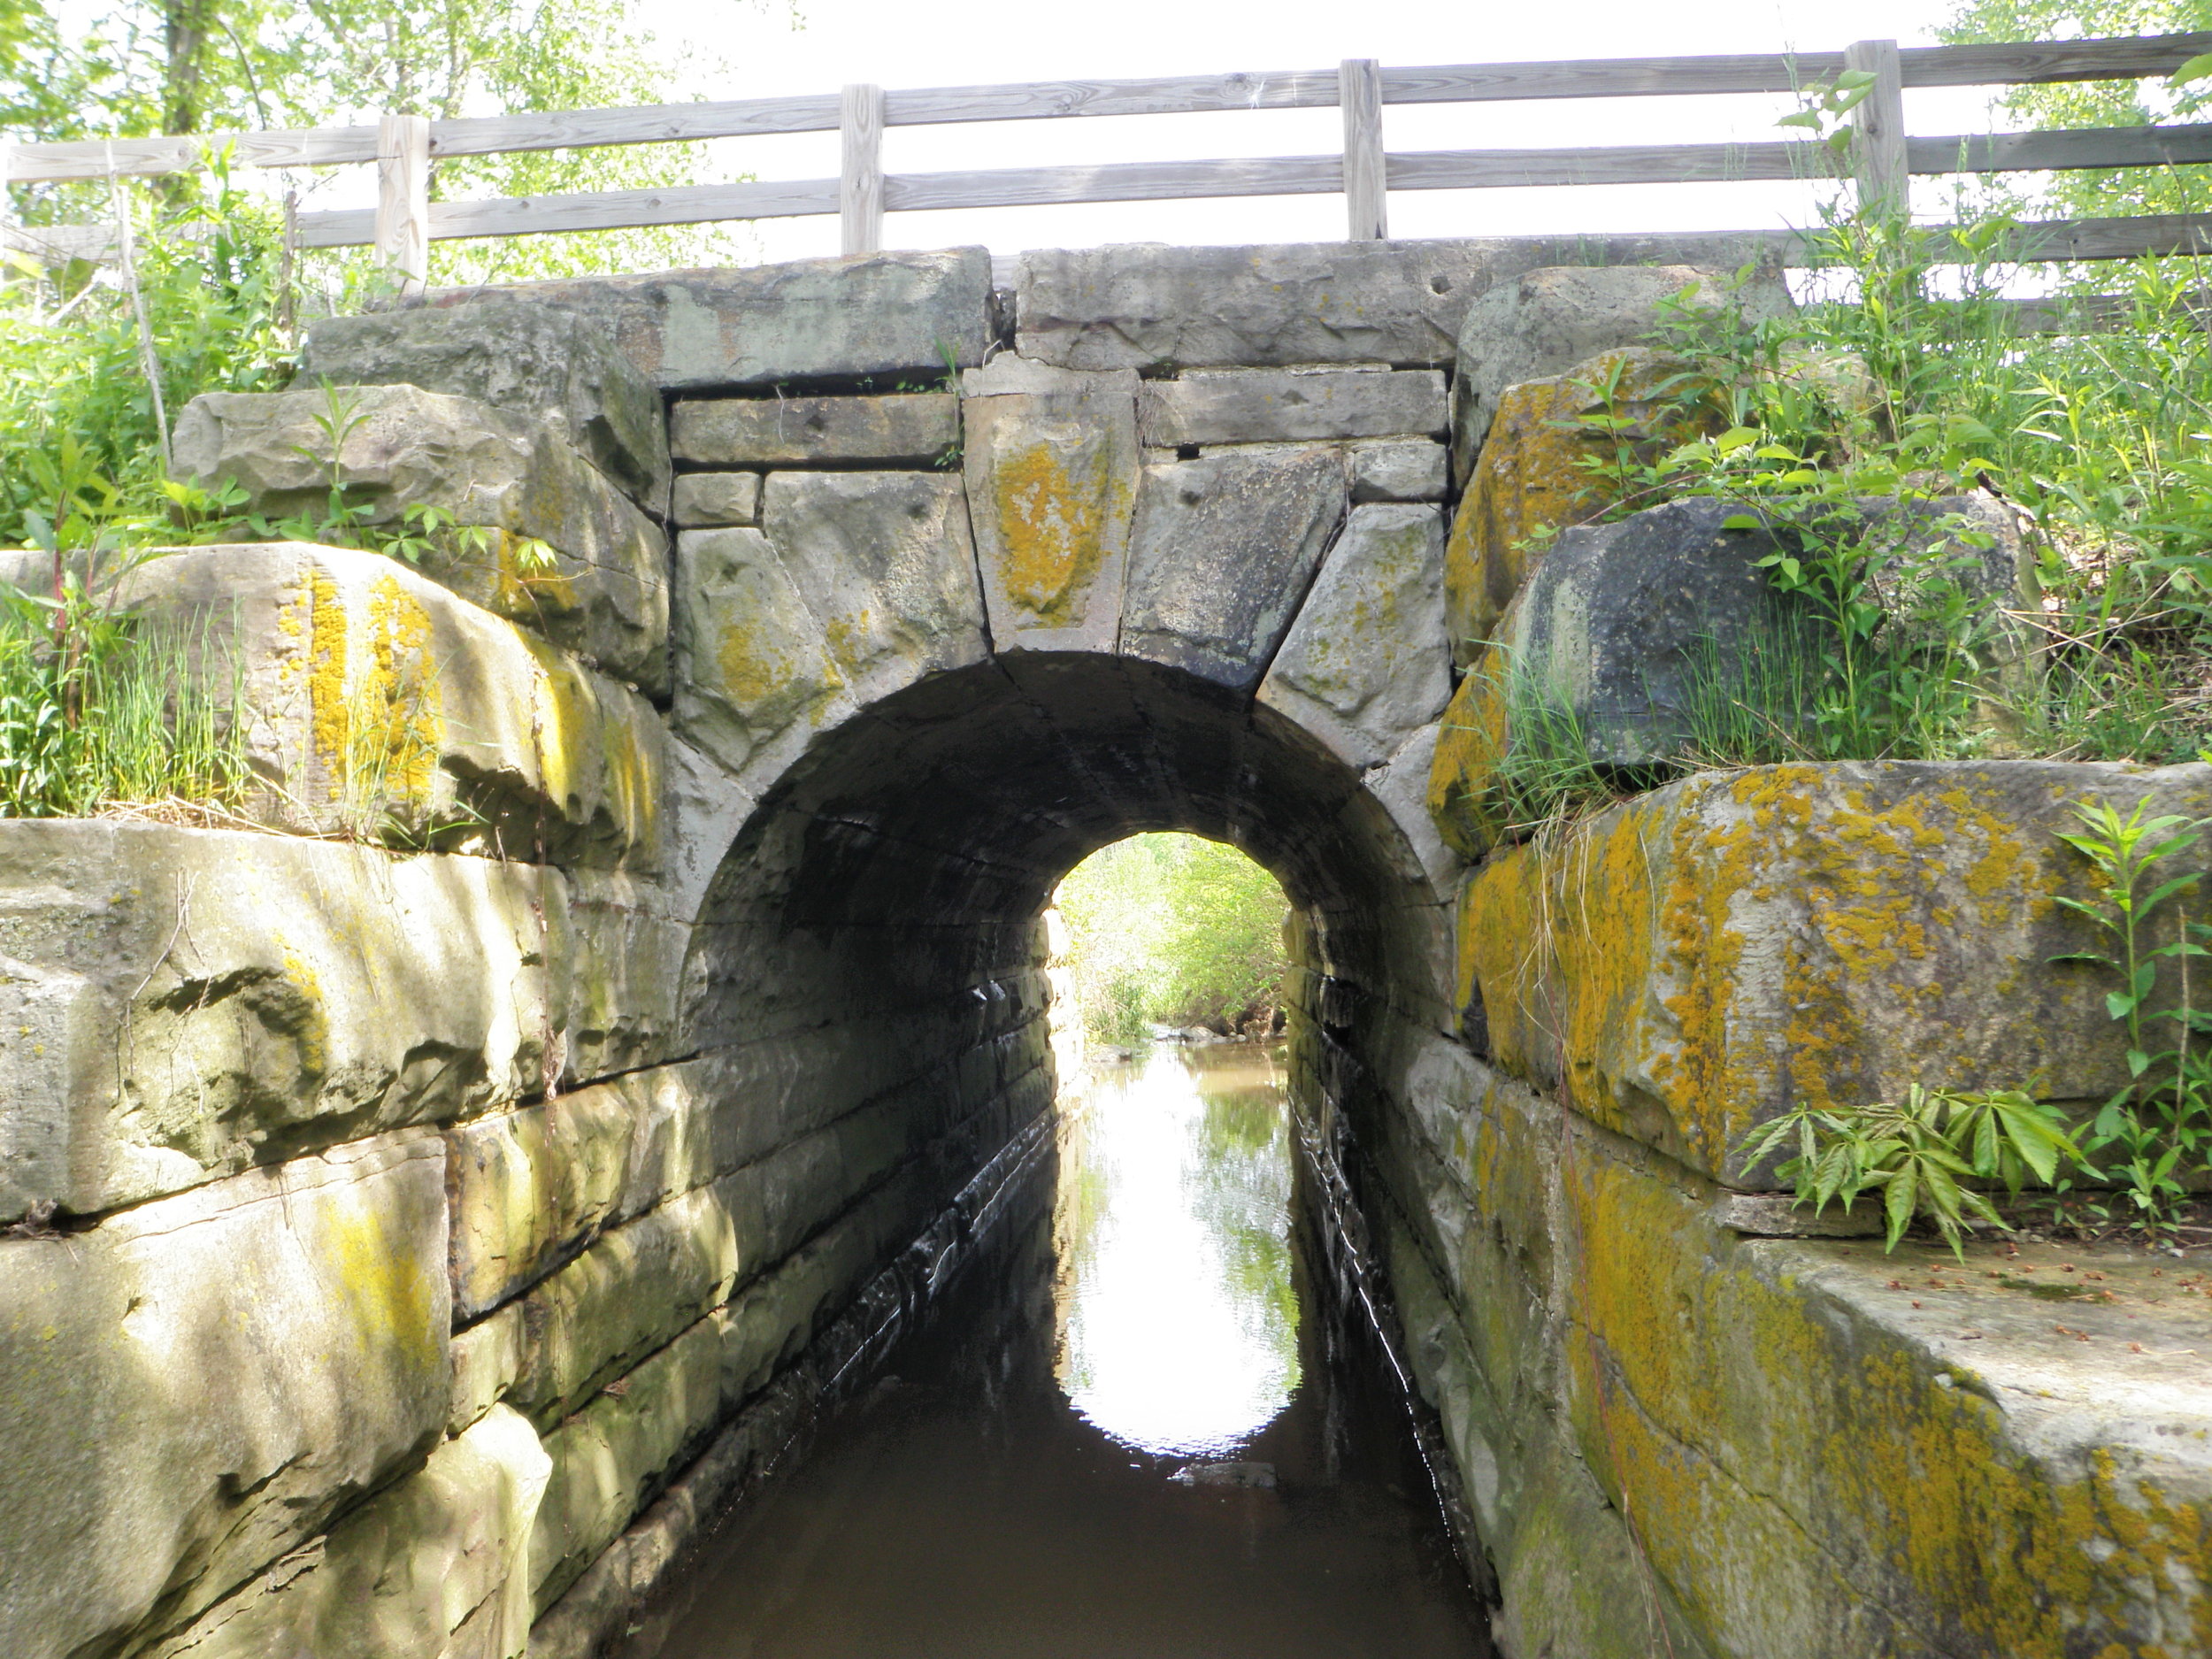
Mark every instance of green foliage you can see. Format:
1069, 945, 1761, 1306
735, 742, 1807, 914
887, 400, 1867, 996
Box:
2049, 795, 2212, 1230
1737, 1086, 2087, 1258
1053, 834, 1290, 1048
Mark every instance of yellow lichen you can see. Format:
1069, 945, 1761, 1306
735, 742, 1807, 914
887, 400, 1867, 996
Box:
992, 436, 1125, 627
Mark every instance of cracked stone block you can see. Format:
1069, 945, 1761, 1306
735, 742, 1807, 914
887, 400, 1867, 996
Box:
301, 295, 671, 511
1121, 446, 1348, 692
437, 250, 995, 390
0, 1132, 449, 1659
672, 472, 762, 527
671, 393, 958, 467
172, 385, 671, 693
963, 362, 1141, 652
1260, 503, 1451, 770
1139, 368, 1448, 447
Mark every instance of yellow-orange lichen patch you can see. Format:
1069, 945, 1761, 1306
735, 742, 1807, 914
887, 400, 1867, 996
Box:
991, 436, 1124, 627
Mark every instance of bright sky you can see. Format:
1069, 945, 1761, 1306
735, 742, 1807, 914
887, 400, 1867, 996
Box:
594, 0, 2008, 263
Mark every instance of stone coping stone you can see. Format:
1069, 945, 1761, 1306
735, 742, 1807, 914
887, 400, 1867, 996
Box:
671, 392, 958, 467
0, 1131, 449, 1659
432, 250, 995, 390
172, 385, 672, 694
1120, 445, 1348, 691
1258, 502, 1451, 772
963, 363, 1142, 653
301, 295, 671, 511
48, 541, 667, 870
0, 820, 686, 1225
1140, 367, 1448, 448
672, 471, 762, 527
1453, 759, 2212, 1185
141, 1404, 550, 1659
1015, 234, 1790, 372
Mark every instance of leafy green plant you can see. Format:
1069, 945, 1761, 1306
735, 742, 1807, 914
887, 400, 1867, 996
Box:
1737, 1085, 2086, 1258
2050, 795, 2212, 1231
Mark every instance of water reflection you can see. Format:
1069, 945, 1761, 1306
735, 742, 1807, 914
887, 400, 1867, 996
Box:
1056, 1044, 1299, 1457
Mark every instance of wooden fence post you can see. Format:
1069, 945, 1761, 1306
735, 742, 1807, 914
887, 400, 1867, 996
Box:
373, 112, 431, 295
1340, 58, 1386, 241
1843, 38, 1908, 219
841, 83, 885, 256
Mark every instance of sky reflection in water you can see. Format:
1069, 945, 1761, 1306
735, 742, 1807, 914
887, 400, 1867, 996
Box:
1056, 1043, 1301, 1458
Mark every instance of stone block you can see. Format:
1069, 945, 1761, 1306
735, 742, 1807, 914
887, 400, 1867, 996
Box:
1120, 447, 1348, 691
672, 525, 853, 780
142, 1405, 551, 1659
1450, 262, 1793, 483
670, 472, 761, 527
450, 1302, 528, 1435
761, 471, 988, 704
1016, 235, 1788, 373
1444, 349, 1712, 664
1349, 438, 1448, 503
171, 386, 672, 693
1139, 368, 1448, 447
1259, 503, 1451, 770
301, 296, 670, 510
671, 393, 958, 467
0, 1133, 449, 1659
120, 541, 665, 868
962, 363, 1141, 651
1455, 759, 2212, 1183
548, 868, 690, 1086
443, 250, 995, 390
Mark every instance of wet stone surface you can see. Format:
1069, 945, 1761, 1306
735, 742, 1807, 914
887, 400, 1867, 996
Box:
616, 1045, 1489, 1659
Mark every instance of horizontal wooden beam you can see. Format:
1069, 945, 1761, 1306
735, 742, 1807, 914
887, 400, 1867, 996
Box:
296, 175, 841, 245
1909, 122, 2212, 172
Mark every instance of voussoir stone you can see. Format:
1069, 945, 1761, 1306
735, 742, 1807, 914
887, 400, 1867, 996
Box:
171, 385, 672, 693
1140, 367, 1448, 448
301, 296, 671, 510
672, 472, 762, 527
761, 471, 987, 704
1259, 503, 1450, 771
1120, 446, 1348, 690
671, 393, 958, 467
1450, 262, 1793, 483
963, 363, 1142, 652
0, 1132, 449, 1659
434, 249, 995, 390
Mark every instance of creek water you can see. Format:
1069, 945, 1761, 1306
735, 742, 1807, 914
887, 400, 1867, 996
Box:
619, 1043, 1490, 1659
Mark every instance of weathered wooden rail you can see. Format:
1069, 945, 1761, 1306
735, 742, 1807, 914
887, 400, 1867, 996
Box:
8, 32, 2212, 289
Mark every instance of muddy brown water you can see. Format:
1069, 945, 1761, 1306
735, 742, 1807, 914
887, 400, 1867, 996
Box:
618, 1043, 1492, 1659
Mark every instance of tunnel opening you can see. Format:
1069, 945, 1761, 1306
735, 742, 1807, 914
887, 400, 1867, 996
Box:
627, 652, 1489, 1655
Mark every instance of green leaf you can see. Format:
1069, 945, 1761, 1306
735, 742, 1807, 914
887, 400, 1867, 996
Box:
2172, 51, 2212, 86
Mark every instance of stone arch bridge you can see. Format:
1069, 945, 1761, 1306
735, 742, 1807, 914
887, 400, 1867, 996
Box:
1, 239, 2207, 1659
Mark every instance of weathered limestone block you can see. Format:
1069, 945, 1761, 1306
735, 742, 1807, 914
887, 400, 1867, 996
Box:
171, 386, 671, 692
1428, 495, 2034, 853
1015, 235, 1787, 372
672, 526, 853, 780
1443, 349, 1711, 664
1450, 262, 1792, 482
120, 541, 664, 869
961, 357, 1141, 652
761, 471, 988, 704
1455, 760, 2212, 1182
1139, 367, 1448, 448
1563, 1125, 2212, 1657
1120, 447, 1348, 690
444, 250, 995, 389
142, 1405, 551, 1659
1259, 503, 1450, 770
671, 393, 958, 467
1348, 438, 1448, 503
0, 1133, 449, 1659
301, 296, 671, 510
670, 471, 761, 527
0, 822, 679, 1226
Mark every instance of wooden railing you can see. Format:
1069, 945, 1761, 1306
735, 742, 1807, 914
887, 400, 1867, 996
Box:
8, 32, 2212, 290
